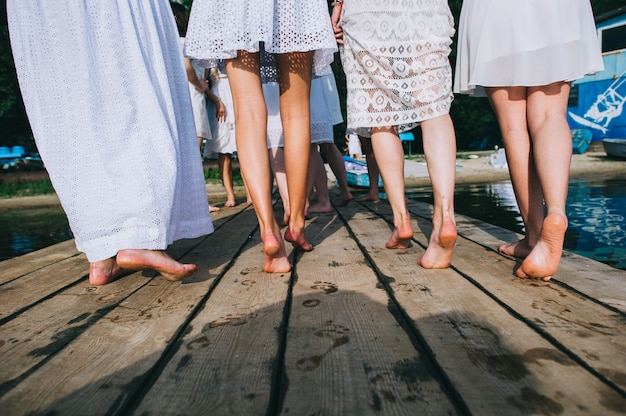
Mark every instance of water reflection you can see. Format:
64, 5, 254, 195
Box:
406, 174, 626, 270
0, 208, 73, 261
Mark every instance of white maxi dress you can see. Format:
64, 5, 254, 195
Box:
454, 0, 604, 97
8, 0, 214, 262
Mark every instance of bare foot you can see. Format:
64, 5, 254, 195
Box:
209, 205, 221, 213
284, 226, 313, 252
419, 219, 457, 268
224, 200, 236, 208
116, 249, 197, 281
385, 218, 413, 249
499, 238, 532, 258
262, 230, 291, 273
89, 257, 127, 285
334, 193, 353, 207
307, 201, 333, 214
515, 212, 567, 281
356, 193, 380, 202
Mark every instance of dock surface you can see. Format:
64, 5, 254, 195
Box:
1, 194, 626, 415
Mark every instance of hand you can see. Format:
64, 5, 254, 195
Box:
215, 100, 226, 122
331, 4, 344, 45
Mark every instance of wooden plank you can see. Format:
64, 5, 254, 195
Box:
280, 212, 461, 415
0, 208, 258, 415
409, 201, 626, 313
402, 203, 626, 394
0, 239, 80, 284
0, 254, 89, 322
342, 200, 626, 415
132, 218, 293, 415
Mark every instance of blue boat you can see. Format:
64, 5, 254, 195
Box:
343, 156, 383, 188
567, 7, 626, 151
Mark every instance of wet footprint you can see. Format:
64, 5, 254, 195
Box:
296, 321, 350, 371
209, 312, 257, 328
310, 281, 338, 294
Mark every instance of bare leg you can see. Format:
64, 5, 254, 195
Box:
225, 52, 290, 272
516, 82, 572, 280
276, 52, 313, 252
319, 142, 353, 206
89, 257, 127, 286
116, 249, 197, 282
269, 147, 290, 224
370, 127, 413, 249
307, 145, 334, 214
356, 135, 381, 202
219, 153, 237, 207
486, 87, 543, 258
419, 115, 457, 268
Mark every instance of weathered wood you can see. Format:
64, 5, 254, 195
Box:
0, 239, 80, 284
281, 212, 460, 415
0, 205, 256, 415
1, 194, 625, 416
133, 217, 292, 415
343, 200, 626, 415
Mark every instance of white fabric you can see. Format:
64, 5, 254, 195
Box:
180, 38, 212, 140
207, 66, 237, 155
184, 0, 337, 76
454, 0, 604, 97
8, 0, 213, 262
266, 73, 342, 149
339, 0, 455, 137
347, 133, 362, 156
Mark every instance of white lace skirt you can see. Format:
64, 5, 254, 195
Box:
454, 0, 604, 97
184, 0, 337, 76
8, 0, 213, 262
339, 0, 455, 136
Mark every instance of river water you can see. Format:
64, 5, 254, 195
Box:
1, 173, 625, 270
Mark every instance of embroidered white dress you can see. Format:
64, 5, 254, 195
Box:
338, 0, 455, 136
184, 0, 336, 75
454, 0, 604, 97
8, 0, 213, 262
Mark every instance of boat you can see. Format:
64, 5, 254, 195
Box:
343, 156, 383, 188
571, 129, 592, 154
602, 138, 626, 159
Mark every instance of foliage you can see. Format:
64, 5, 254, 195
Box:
0, 179, 55, 198
204, 167, 244, 186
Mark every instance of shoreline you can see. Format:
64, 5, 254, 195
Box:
1, 151, 624, 211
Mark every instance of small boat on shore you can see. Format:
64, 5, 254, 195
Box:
343, 156, 383, 188
602, 138, 626, 159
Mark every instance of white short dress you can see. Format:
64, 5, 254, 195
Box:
180, 38, 212, 140
206, 62, 237, 156
454, 0, 604, 97
184, 0, 336, 75
7, 0, 213, 262
338, 0, 455, 137
266, 72, 343, 149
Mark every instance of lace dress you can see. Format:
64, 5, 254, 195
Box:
454, 0, 604, 97
7, 0, 214, 262
338, 0, 455, 136
184, 0, 336, 76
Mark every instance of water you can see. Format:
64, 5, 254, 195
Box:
1, 174, 625, 270
406, 173, 626, 270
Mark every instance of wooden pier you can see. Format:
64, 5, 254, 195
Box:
1, 194, 625, 415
